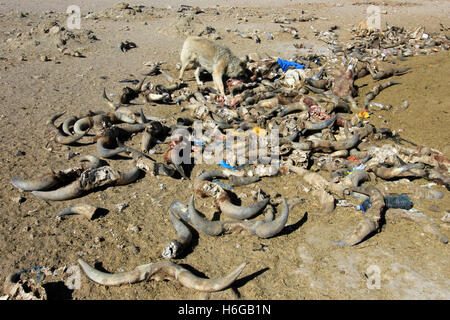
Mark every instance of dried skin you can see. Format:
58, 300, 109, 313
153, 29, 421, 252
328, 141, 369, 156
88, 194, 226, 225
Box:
3, 272, 47, 300
312, 189, 335, 214
371, 165, 426, 180
329, 67, 356, 98
372, 66, 411, 80
285, 161, 346, 197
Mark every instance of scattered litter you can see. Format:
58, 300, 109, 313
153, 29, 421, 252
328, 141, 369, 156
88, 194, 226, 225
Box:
357, 194, 413, 213
277, 57, 305, 72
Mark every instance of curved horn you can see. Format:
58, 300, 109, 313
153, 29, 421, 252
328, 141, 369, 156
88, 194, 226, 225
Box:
194, 170, 227, 193
311, 133, 360, 152
188, 195, 224, 236
117, 123, 148, 133
291, 140, 312, 151
279, 101, 308, 117
174, 163, 189, 180
56, 204, 98, 219
102, 88, 117, 109
47, 111, 87, 144
218, 193, 269, 220
73, 117, 93, 135
78, 259, 246, 292
62, 116, 78, 135
96, 137, 127, 158
141, 128, 153, 153
48, 113, 89, 145
78, 259, 153, 286
304, 115, 337, 131
372, 165, 425, 180
79, 155, 102, 170
54, 131, 88, 145
173, 261, 247, 292
333, 185, 384, 246
115, 166, 141, 185
251, 198, 289, 238
32, 180, 82, 201
168, 200, 190, 222
332, 217, 378, 247
11, 173, 60, 191
344, 169, 370, 187
162, 202, 193, 259
228, 175, 261, 187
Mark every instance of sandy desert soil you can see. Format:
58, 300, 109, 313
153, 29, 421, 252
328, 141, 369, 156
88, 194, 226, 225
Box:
0, 0, 449, 300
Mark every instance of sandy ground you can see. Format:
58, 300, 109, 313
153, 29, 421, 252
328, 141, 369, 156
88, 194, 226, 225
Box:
0, 0, 449, 300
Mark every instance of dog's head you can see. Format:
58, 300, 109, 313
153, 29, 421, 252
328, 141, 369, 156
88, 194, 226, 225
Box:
227, 55, 250, 80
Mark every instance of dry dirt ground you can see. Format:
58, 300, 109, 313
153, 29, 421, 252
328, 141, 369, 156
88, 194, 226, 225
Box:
0, 0, 449, 300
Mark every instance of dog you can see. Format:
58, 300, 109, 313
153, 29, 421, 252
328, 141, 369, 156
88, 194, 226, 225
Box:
178, 36, 248, 98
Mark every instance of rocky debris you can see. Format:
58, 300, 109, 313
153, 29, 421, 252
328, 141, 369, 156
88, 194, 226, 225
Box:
158, 13, 222, 40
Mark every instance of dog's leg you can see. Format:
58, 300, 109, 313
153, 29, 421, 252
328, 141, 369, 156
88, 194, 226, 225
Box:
212, 57, 228, 98
178, 61, 189, 82
194, 67, 204, 86
212, 71, 226, 96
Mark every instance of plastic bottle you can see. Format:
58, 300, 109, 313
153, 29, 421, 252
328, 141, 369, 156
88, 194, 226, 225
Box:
357, 194, 413, 212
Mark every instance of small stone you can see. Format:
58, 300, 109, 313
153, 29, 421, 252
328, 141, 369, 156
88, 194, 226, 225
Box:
94, 236, 104, 243
14, 150, 25, 156
116, 203, 129, 212
127, 225, 140, 232
441, 212, 450, 223
127, 246, 140, 254
12, 196, 26, 204
49, 26, 60, 34
40, 55, 50, 62
66, 151, 79, 160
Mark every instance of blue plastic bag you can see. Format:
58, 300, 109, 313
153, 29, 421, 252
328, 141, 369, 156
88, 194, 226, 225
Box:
218, 160, 236, 170
357, 194, 413, 213
277, 57, 305, 72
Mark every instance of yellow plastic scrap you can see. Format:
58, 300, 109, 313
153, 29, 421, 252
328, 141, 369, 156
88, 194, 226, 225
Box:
252, 126, 267, 136
358, 110, 370, 119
